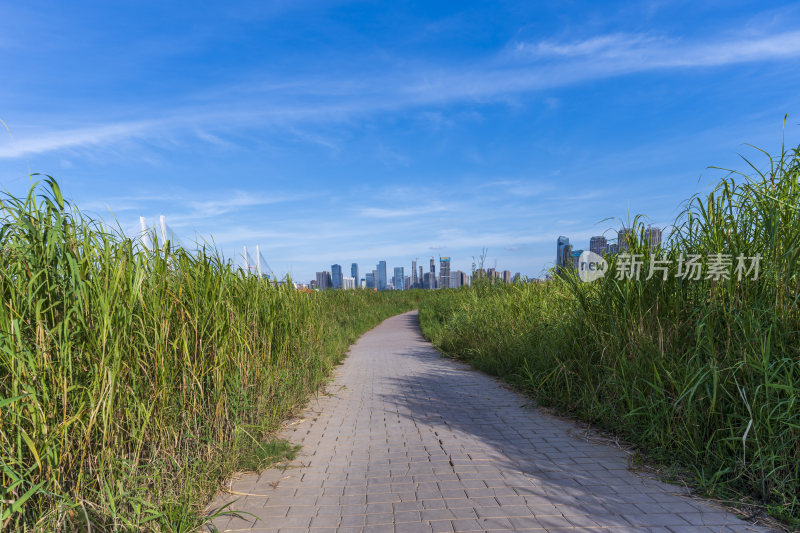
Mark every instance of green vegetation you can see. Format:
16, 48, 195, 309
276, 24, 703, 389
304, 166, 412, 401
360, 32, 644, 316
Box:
419, 139, 800, 526
235, 438, 299, 473
0, 179, 423, 531
3, 134, 798, 530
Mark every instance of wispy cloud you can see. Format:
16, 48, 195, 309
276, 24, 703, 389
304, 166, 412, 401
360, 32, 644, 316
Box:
81, 190, 306, 231
4, 29, 800, 160
565, 189, 612, 201
186, 192, 302, 218
0, 120, 161, 159
479, 179, 556, 198
515, 30, 800, 68
358, 203, 452, 218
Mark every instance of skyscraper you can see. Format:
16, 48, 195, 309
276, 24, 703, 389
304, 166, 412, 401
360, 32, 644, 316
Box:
377, 261, 387, 291
557, 236, 570, 270
394, 267, 405, 290
331, 264, 343, 289
571, 250, 583, 270
502, 270, 511, 284
365, 272, 375, 289
411, 260, 417, 288
429, 258, 436, 289
351, 263, 359, 286
589, 236, 607, 256
647, 227, 663, 249
315, 271, 332, 290
418, 265, 423, 287
451, 270, 471, 288
439, 257, 451, 289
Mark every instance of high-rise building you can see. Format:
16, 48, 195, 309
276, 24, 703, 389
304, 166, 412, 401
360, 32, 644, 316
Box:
439, 256, 451, 289
423, 272, 436, 290
342, 276, 356, 290
418, 265, 423, 286
411, 260, 417, 288
571, 250, 583, 270
377, 261, 387, 291
351, 263, 359, 286
513, 272, 521, 283
502, 270, 511, 284
589, 236, 607, 256
607, 243, 619, 254
557, 236, 572, 270
393, 267, 405, 290
450, 270, 471, 288
331, 264, 343, 289
365, 272, 375, 289
647, 227, 663, 249
315, 271, 332, 290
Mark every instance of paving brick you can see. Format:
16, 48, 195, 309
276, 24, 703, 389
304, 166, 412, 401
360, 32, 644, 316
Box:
208, 312, 776, 533
429, 520, 455, 533
339, 514, 367, 527
365, 512, 394, 525
450, 518, 483, 532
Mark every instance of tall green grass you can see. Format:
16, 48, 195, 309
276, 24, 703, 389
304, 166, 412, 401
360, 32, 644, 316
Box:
0, 178, 422, 531
420, 138, 800, 525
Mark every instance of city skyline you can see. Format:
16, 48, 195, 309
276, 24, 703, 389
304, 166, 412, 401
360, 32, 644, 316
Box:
310, 255, 490, 290
283, 221, 668, 287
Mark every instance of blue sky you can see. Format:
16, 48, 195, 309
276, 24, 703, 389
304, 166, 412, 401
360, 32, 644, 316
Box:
2, 1, 800, 281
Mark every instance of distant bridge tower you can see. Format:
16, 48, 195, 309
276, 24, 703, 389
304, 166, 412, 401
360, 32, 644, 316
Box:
138, 215, 179, 250
242, 245, 275, 280
139, 216, 150, 250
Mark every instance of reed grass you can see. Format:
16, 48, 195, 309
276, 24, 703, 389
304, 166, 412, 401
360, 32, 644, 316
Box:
419, 137, 800, 526
0, 178, 422, 531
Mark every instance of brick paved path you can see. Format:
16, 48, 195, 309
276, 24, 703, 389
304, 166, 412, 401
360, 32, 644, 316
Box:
209, 311, 773, 533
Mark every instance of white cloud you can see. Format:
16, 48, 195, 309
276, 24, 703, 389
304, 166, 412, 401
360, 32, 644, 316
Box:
4, 30, 800, 160
523, 33, 663, 59
359, 203, 452, 218
185, 192, 302, 218
515, 30, 800, 68
0, 120, 161, 159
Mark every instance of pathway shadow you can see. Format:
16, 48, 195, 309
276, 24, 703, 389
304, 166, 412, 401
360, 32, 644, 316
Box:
371, 312, 715, 528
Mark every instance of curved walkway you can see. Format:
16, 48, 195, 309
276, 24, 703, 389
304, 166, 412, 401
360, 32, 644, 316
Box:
209, 311, 773, 533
